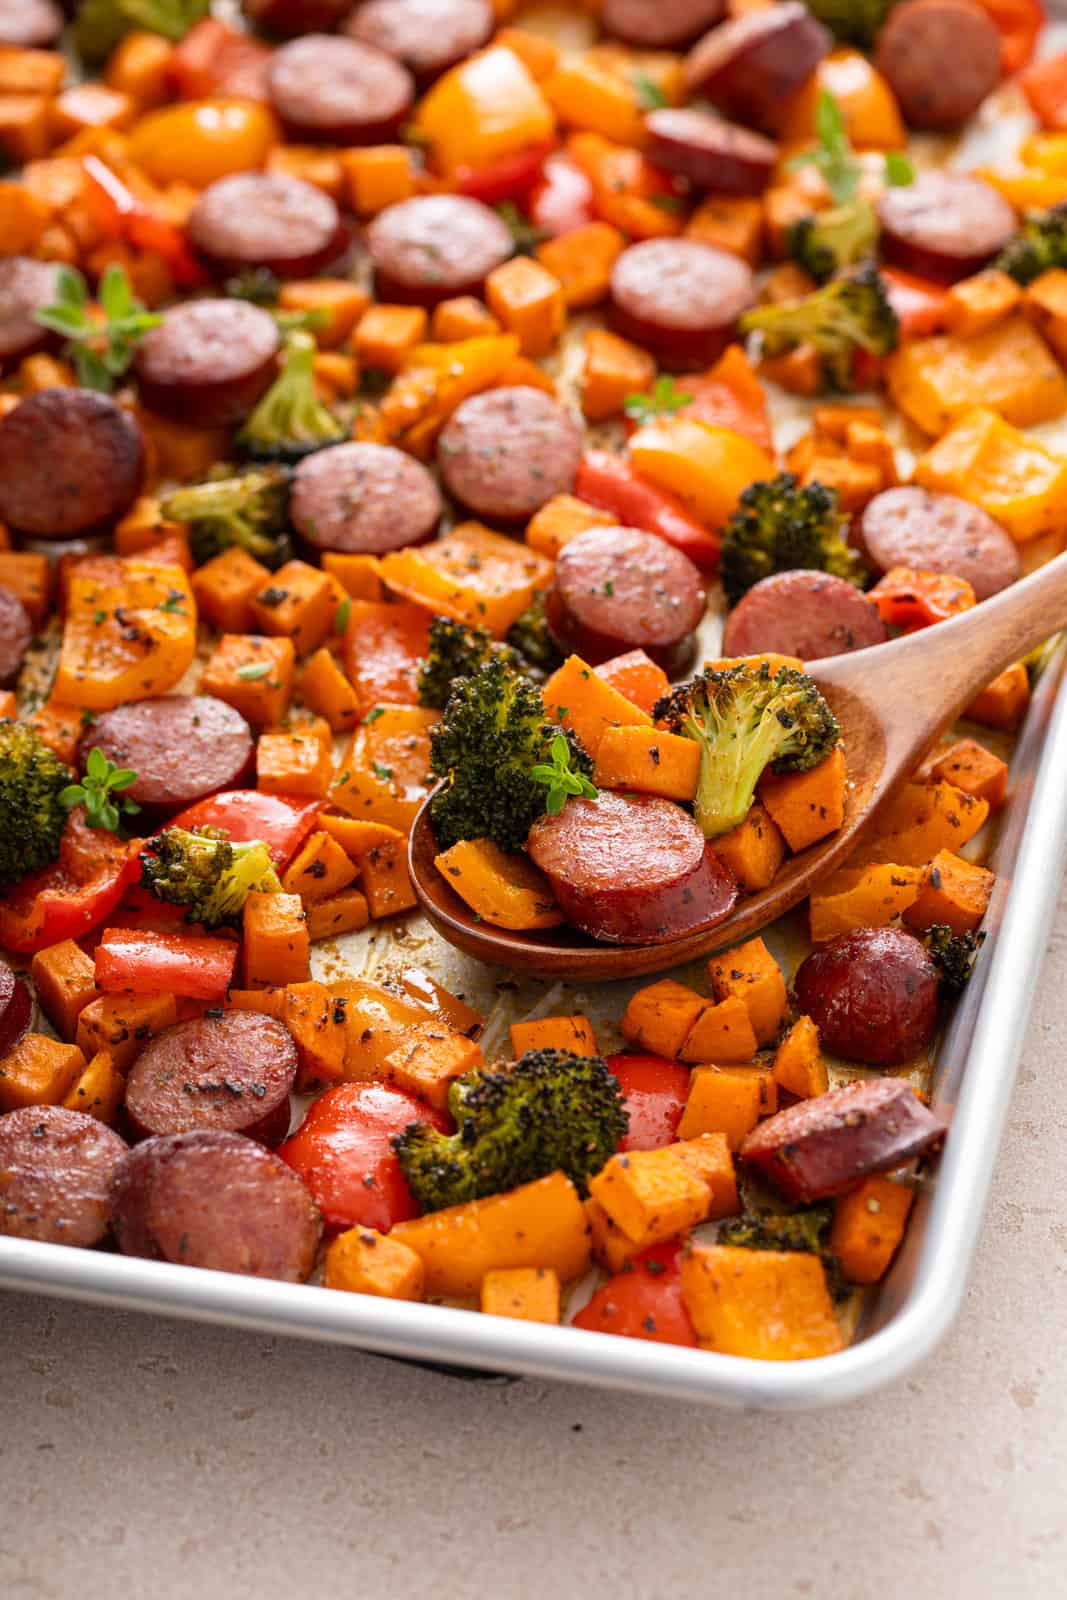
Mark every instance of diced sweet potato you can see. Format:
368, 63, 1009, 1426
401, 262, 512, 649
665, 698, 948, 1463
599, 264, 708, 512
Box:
434, 836, 562, 930
281, 830, 358, 904
587, 1147, 711, 1249
758, 745, 847, 852
903, 849, 995, 936
709, 802, 786, 893
509, 1015, 597, 1059
283, 980, 348, 1089
676, 1066, 777, 1150
30, 938, 97, 1040
708, 938, 787, 1046
481, 1266, 561, 1322
621, 980, 707, 1060
330, 705, 438, 835
930, 737, 1008, 809
808, 863, 922, 943
324, 1226, 425, 1299
61, 1049, 124, 1125
670, 1133, 739, 1220
680, 1245, 844, 1360
772, 1015, 828, 1100
542, 653, 650, 759
677, 996, 759, 1065
593, 724, 700, 802
75, 993, 177, 1072
381, 1021, 483, 1111
242, 892, 310, 988
830, 1175, 914, 1284
0, 1035, 86, 1112
306, 888, 370, 942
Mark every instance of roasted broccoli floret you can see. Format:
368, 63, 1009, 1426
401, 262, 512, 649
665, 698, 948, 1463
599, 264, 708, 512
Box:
417, 616, 516, 711
237, 331, 347, 464
653, 663, 840, 838
393, 1048, 629, 1212
429, 654, 595, 852
787, 198, 878, 283
506, 589, 564, 676
801, 0, 899, 48
720, 471, 867, 607
162, 467, 291, 570
996, 203, 1067, 284
0, 720, 72, 888
923, 924, 985, 995
74, 0, 209, 64
224, 267, 281, 307
140, 825, 282, 927
741, 264, 899, 392
718, 1205, 848, 1301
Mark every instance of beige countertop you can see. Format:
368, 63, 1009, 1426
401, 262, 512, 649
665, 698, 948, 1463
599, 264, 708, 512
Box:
2, 893, 1066, 1600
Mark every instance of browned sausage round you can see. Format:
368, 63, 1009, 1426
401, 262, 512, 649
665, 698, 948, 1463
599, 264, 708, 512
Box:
0, 258, 63, 370
81, 695, 255, 809
124, 1011, 298, 1145
644, 109, 776, 195
0, 388, 144, 538
0, 585, 31, 687
110, 1129, 321, 1280
527, 791, 738, 944
243, 0, 353, 34
134, 299, 281, 428
739, 1077, 948, 1202
877, 171, 1015, 283
858, 487, 1021, 601
0, 1106, 128, 1247
291, 440, 442, 553
547, 525, 706, 674
0, 959, 32, 1058
721, 570, 888, 661
609, 239, 755, 371
366, 195, 514, 306
875, 0, 1001, 131
602, 0, 726, 48
345, 0, 494, 85
794, 927, 941, 1065
436, 386, 583, 521
188, 173, 347, 279
0, 0, 62, 45
686, 4, 832, 133
268, 34, 415, 144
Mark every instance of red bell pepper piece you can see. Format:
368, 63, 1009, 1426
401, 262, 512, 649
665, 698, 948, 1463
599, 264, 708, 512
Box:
82, 155, 205, 288
606, 1054, 691, 1152
168, 791, 322, 868
0, 810, 141, 954
278, 1083, 450, 1234
870, 566, 977, 632
575, 451, 721, 571
976, 0, 1043, 76
529, 149, 596, 236
572, 1240, 698, 1347
1021, 47, 1067, 128
169, 18, 272, 102
455, 141, 554, 204
95, 927, 238, 1001
881, 267, 952, 339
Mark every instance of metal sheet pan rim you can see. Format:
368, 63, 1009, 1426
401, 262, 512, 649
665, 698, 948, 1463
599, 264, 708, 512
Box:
2, 652, 1066, 1410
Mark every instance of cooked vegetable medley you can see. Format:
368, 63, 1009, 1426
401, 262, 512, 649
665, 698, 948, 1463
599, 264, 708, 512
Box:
0, 0, 1055, 1363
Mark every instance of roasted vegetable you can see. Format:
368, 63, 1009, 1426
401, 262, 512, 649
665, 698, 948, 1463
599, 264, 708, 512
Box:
996, 203, 1067, 285
162, 468, 292, 570
0, 721, 73, 888
74, 0, 210, 64
741, 264, 899, 391
720, 471, 866, 607
718, 1205, 848, 1301
923, 923, 985, 994
237, 331, 347, 464
801, 0, 899, 48
416, 615, 515, 711
506, 589, 564, 676
140, 825, 282, 927
393, 1048, 629, 1212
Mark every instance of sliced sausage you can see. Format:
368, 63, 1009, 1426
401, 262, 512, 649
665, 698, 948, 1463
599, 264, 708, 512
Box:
858, 487, 1021, 601
547, 525, 706, 674
0, 258, 63, 370
609, 239, 755, 371
794, 928, 941, 1066
527, 791, 738, 945
243, 0, 353, 34
0, 585, 31, 686
366, 194, 514, 306
291, 440, 442, 553
721, 571, 888, 661
345, 0, 494, 85
686, 4, 832, 133
0, 388, 144, 538
268, 34, 415, 144
81, 695, 254, 810
601, 0, 726, 48
739, 1077, 948, 1203
644, 109, 776, 195
124, 1011, 299, 1146
110, 1129, 321, 1280
0, 0, 62, 45
0, 960, 32, 1058
877, 172, 1016, 283
875, 0, 1001, 132
437, 387, 583, 521
0, 1106, 128, 1247
134, 299, 281, 429
188, 173, 346, 279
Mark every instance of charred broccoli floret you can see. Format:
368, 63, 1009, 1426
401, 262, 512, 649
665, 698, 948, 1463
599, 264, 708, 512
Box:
787, 199, 878, 283
718, 1205, 848, 1300
923, 924, 985, 994
720, 471, 867, 607
801, 0, 899, 48
416, 616, 516, 711
506, 590, 564, 676
237, 331, 347, 464
393, 1048, 629, 1212
654, 663, 840, 838
140, 825, 282, 927
74, 0, 209, 63
996, 203, 1067, 284
741, 264, 899, 392
162, 467, 291, 570
0, 721, 72, 887
429, 654, 595, 852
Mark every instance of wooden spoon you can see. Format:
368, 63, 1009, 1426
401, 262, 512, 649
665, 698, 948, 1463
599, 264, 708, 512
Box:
409, 552, 1067, 979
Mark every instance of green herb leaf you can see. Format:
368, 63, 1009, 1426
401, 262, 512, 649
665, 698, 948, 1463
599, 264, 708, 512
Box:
236, 661, 271, 681
623, 374, 693, 425
632, 71, 667, 111
532, 734, 598, 818
363, 706, 385, 724
35, 263, 161, 395
61, 746, 141, 834
334, 596, 352, 635
884, 150, 914, 188
787, 90, 860, 207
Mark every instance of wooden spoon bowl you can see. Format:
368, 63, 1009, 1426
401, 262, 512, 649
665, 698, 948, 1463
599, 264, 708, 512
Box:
409, 553, 1067, 980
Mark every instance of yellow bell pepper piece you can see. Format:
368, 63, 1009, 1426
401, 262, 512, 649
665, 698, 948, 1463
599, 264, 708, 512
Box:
1019, 132, 1067, 174
54, 559, 196, 711
975, 165, 1067, 211
628, 417, 775, 529
884, 316, 1067, 435
378, 333, 520, 455
779, 49, 905, 150
914, 407, 1067, 544
543, 53, 647, 148
412, 46, 555, 179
